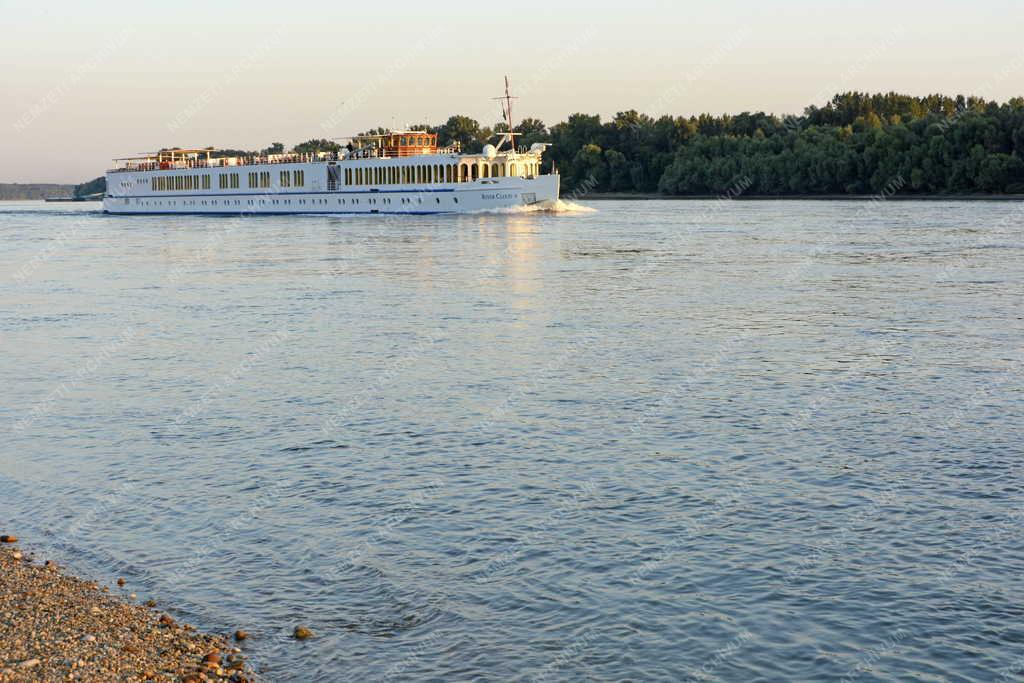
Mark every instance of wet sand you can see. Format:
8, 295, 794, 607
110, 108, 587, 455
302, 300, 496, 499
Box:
0, 538, 254, 682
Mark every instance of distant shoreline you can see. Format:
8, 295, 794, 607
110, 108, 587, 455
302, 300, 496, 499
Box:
580, 193, 1024, 201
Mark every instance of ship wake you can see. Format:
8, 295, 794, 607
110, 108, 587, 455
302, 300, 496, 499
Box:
467, 199, 597, 215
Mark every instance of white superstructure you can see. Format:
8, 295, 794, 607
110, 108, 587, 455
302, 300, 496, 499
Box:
103, 83, 559, 215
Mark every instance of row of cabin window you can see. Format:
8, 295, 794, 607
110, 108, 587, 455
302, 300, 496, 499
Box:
278, 170, 305, 187
152, 170, 304, 192
218, 173, 241, 189
343, 162, 538, 186
152, 174, 213, 191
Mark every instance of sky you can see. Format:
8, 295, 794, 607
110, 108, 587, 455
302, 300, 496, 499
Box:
1, 0, 1022, 183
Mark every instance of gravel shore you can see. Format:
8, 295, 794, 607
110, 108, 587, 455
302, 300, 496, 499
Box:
0, 538, 255, 682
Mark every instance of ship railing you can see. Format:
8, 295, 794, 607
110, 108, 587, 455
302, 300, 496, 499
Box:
109, 146, 472, 173
109, 151, 346, 173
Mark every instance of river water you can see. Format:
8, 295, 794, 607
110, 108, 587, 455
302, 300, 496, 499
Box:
2, 199, 1023, 681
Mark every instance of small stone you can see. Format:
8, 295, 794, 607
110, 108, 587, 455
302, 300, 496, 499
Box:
203, 652, 220, 664
82, 634, 96, 642
129, 593, 137, 600
17, 658, 40, 668
12, 551, 22, 560
144, 599, 157, 608
90, 606, 102, 616
117, 577, 126, 587
233, 630, 248, 641
0, 535, 17, 543
292, 625, 314, 640
158, 613, 176, 627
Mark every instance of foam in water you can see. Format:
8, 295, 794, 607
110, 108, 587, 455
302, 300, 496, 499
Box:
466, 199, 597, 215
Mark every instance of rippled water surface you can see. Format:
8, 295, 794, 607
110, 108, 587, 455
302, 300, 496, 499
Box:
2, 199, 1024, 682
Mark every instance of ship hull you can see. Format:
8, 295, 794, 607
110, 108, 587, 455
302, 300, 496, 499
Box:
103, 174, 559, 215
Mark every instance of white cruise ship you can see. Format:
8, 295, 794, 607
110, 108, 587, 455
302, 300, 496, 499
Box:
103, 84, 559, 215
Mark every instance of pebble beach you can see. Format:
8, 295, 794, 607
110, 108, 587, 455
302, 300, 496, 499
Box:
0, 537, 255, 682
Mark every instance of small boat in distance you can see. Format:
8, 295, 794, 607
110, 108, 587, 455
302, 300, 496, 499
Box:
103, 80, 559, 215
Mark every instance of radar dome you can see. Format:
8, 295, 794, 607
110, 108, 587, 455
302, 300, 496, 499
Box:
482, 144, 497, 159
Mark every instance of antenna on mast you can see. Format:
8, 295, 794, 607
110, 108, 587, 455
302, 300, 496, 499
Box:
492, 75, 519, 152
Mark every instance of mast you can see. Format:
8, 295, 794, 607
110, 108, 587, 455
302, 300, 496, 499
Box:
493, 76, 519, 152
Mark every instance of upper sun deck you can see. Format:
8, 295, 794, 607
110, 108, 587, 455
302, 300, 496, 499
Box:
109, 137, 545, 174
109, 148, 339, 173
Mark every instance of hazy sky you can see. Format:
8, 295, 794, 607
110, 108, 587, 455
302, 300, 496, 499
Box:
1, 0, 1021, 183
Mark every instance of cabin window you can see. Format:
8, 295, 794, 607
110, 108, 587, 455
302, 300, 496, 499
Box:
280, 171, 290, 187
203, 175, 211, 190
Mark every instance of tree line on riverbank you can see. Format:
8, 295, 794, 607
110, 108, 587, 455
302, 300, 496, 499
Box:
545, 92, 1024, 196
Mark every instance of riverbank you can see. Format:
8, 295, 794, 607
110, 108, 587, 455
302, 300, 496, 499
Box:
580, 192, 1024, 201
0, 538, 253, 682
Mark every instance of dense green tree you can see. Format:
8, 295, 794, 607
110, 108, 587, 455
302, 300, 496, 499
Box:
74, 176, 105, 198
435, 115, 491, 152
291, 139, 340, 154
